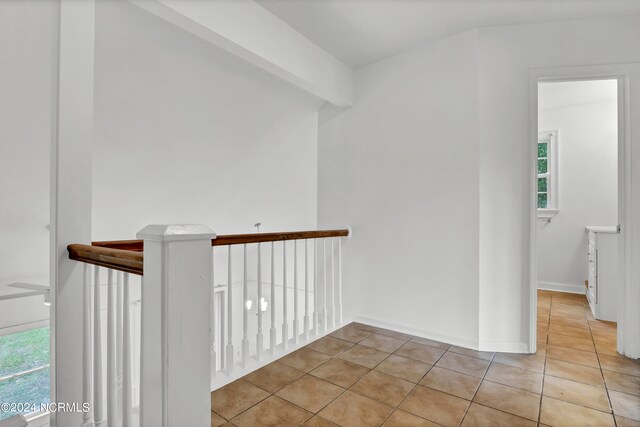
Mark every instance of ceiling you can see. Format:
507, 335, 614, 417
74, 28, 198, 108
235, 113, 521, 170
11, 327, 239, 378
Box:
538, 79, 618, 111
256, 0, 640, 69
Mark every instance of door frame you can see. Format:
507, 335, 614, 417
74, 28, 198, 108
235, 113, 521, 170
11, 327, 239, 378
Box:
528, 63, 640, 358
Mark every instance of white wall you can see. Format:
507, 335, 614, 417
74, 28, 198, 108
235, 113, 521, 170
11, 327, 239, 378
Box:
477, 16, 640, 351
319, 15, 640, 352
0, 1, 53, 328
537, 80, 618, 293
319, 30, 480, 348
92, 0, 321, 240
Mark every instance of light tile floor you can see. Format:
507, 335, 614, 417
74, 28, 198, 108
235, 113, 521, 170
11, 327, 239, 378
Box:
211, 290, 640, 426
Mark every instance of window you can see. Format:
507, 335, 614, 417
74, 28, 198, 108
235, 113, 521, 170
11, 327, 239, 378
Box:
537, 130, 559, 218
0, 326, 50, 420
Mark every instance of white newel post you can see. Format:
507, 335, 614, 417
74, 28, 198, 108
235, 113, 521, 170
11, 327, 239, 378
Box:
137, 225, 216, 427
51, 1, 95, 425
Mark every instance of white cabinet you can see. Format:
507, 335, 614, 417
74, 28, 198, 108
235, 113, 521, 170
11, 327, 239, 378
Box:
586, 226, 619, 322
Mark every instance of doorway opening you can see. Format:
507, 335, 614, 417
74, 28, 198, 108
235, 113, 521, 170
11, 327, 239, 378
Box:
535, 78, 620, 355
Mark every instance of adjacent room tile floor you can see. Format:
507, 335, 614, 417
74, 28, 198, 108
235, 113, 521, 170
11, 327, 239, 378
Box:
211, 290, 640, 426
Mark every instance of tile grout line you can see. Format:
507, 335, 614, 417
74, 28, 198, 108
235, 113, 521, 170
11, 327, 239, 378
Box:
216, 382, 272, 425
301, 325, 415, 426
218, 331, 360, 425
541, 294, 621, 424
212, 297, 635, 427
351, 327, 432, 426
318, 331, 403, 426
538, 294, 552, 426
219, 304, 477, 424
584, 299, 619, 427
333, 325, 454, 426
340, 324, 469, 425
375, 340, 450, 426
343, 322, 550, 425
461, 293, 605, 424
296, 330, 376, 426
323, 323, 547, 425
303, 326, 403, 425
457, 350, 496, 426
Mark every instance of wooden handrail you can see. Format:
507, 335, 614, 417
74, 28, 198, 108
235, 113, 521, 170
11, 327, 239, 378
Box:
92, 239, 143, 252
74, 229, 349, 273
68, 244, 144, 276
212, 229, 349, 246
90, 229, 350, 250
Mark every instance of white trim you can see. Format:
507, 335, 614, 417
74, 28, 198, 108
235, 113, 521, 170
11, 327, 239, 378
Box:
538, 281, 586, 295
348, 314, 478, 350
528, 69, 539, 355
50, 2, 96, 424
353, 315, 527, 354
478, 341, 530, 354
585, 226, 618, 234
529, 63, 640, 359
537, 209, 559, 220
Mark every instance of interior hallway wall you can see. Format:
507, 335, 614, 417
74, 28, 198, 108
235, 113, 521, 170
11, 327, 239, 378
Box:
477, 16, 640, 351
93, 0, 321, 241
0, 1, 54, 328
537, 80, 618, 293
320, 15, 640, 352
319, 30, 481, 348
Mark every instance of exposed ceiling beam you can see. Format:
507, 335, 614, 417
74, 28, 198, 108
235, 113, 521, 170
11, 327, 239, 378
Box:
130, 0, 354, 107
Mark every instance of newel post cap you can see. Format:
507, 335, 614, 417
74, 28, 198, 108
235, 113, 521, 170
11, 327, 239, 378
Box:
136, 224, 216, 242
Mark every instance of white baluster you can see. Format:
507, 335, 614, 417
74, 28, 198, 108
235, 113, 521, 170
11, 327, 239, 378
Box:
93, 267, 104, 427
313, 239, 318, 335
116, 271, 124, 423
293, 240, 299, 345
211, 248, 217, 376
132, 298, 140, 409
107, 269, 117, 424
242, 244, 249, 367
337, 238, 343, 326
81, 264, 92, 426
226, 246, 234, 373
322, 239, 327, 332
282, 241, 289, 349
218, 288, 227, 371
122, 273, 132, 427
256, 243, 263, 361
269, 242, 276, 354
303, 239, 310, 340
331, 238, 336, 329
219, 288, 226, 370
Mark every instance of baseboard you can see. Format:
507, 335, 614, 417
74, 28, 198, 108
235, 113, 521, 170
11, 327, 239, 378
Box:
210, 320, 346, 391
347, 313, 479, 350
347, 314, 532, 354
538, 281, 585, 295
478, 340, 530, 354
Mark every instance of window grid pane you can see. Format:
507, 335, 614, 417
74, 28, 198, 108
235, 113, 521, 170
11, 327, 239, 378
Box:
538, 132, 555, 211
538, 193, 548, 209
538, 177, 547, 192
538, 158, 548, 174
538, 142, 548, 158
